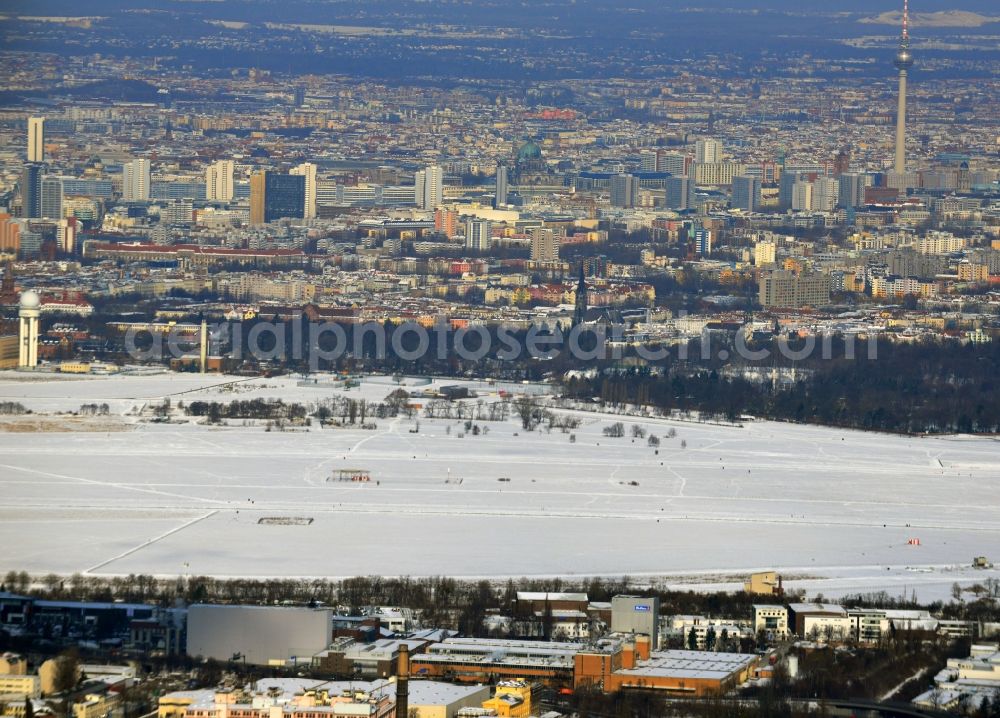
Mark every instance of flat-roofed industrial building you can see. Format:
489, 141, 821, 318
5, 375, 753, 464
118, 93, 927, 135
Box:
187, 605, 332, 666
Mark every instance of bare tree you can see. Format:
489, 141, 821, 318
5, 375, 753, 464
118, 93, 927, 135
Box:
52, 649, 81, 694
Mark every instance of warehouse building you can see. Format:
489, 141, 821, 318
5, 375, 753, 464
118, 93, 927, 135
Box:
574, 638, 758, 696
411, 636, 756, 696
187, 605, 332, 666
410, 638, 578, 687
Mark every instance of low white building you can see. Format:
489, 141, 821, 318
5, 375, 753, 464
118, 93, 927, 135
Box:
666, 615, 750, 648
752, 605, 789, 639
913, 643, 1000, 713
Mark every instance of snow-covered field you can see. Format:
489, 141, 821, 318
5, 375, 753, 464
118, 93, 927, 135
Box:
2, 370, 999, 603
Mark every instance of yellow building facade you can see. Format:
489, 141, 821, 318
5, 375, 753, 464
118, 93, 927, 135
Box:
481, 681, 532, 718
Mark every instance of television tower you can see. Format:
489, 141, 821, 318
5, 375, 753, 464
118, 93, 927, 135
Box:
893, 0, 914, 177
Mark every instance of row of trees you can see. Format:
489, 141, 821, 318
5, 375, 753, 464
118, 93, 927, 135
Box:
0, 401, 27, 415
186, 398, 308, 423
561, 337, 1000, 434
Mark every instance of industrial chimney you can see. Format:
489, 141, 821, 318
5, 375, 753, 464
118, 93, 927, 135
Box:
199, 319, 208, 373
396, 643, 410, 718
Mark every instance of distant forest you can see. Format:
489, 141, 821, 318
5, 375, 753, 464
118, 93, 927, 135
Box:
561, 337, 1000, 435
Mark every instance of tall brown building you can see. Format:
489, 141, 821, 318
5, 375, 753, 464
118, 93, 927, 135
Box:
249, 172, 266, 225
833, 148, 850, 177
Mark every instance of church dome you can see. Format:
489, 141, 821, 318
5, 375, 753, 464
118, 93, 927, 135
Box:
517, 141, 543, 161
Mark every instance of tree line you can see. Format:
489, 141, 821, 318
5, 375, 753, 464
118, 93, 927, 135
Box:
560, 337, 1000, 434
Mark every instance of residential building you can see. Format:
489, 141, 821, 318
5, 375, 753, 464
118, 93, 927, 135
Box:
291, 162, 317, 219
0, 653, 27, 675
813, 177, 840, 212
693, 229, 712, 256
0, 675, 40, 701
695, 138, 722, 164
434, 209, 458, 238
758, 270, 831, 308
205, 160, 235, 202
791, 180, 813, 211
529, 228, 560, 262
693, 162, 745, 187
465, 219, 491, 252
668, 616, 749, 649
754, 240, 777, 267
657, 152, 687, 175
123, 159, 151, 201
415, 165, 444, 210
73, 693, 121, 718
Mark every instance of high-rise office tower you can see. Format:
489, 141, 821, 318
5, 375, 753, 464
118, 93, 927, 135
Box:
205, 160, 235, 201
414, 165, 443, 210
894, 0, 914, 178
249, 172, 266, 225
695, 138, 722, 165
20, 165, 42, 219
123, 159, 151, 201
249, 171, 306, 225
731, 176, 761, 212
778, 171, 799, 210
465, 219, 492, 252
838, 173, 866, 209
610, 174, 637, 208
291, 162, 318, 219
665, 175, 693, 211
40, 176, 63, 219
494, 164, 509, 207
27, 117, 44, 163
529, 227, 560, 262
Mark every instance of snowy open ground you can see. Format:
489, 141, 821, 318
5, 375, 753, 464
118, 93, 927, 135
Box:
1, 370, 999, 603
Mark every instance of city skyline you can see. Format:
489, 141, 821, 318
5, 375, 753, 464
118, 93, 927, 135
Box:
0, 4, 998, 716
